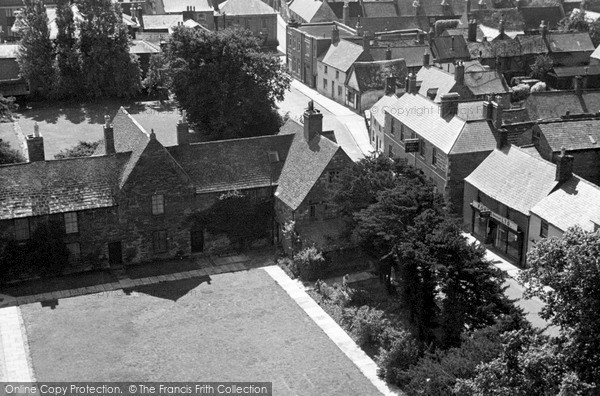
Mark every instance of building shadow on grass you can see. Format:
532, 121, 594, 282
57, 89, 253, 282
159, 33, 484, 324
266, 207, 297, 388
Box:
122, 276, 211, 302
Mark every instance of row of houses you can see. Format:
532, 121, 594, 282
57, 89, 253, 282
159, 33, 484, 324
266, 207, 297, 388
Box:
0, 102, 352, 274
369, 83, 600, 266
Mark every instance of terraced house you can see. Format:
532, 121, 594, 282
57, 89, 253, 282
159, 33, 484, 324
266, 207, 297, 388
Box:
0, 103, 352, 274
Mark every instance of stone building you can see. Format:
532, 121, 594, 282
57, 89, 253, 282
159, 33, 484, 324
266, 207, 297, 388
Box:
0, 103, 352, 273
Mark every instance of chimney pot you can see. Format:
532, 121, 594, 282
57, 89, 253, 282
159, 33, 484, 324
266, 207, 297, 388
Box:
103, 115, 116, 155
455, 61, 465, 84
26, 129, 45, 162
492, 95, 504, 129
423, 51, 430, 66
385, 45, 392, 60
408, 73, 417, 94
556, 147, 574, 182
177, 111, 190, 145
303, 101, 323, 141
33, 122, 39, 137
468, 19, 477, 42
343, 1, 350, 26
440, 92, 460, 117
331, 24, 340, 43
385, 74, 396, 95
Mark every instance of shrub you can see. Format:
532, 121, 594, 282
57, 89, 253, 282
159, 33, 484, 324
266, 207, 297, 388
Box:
348, 305, 389, 348
376, 329, 421, 384
511, 84, 530, 102
294, 246, 327, 281
314, 280, 352, 307
54, 141, 99, 159
0, 95, 18, 122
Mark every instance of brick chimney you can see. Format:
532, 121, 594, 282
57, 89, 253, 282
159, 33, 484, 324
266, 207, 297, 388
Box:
385, 45, 392, 60
468, 19, 477, 42
136, 5, 144, 30
417, 30, 425, 44
408, 73, 417, 94
385, 75, 396, 95
499, 16, 505, 37
176, 110, 189, 146
573, 75, 583, 95
483, 94, 494, 121
540, 20, 548, 39
104, 115, 115, 155
496, 129, 508, 149
331, 24, 340, 44
556, 147, 574, 182
423, 51, 430, 66
362, 32, 371, 53
356, 16, 364, 36
440, 93, 460, 118
343, 1, 350, 26
213, 0, 219, 12
26, 123, 45, 162
492, 95, 503, 129
303, 101, 322, 141
455, 61, 465, 85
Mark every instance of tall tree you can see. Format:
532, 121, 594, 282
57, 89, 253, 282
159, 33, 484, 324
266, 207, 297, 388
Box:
76, 0, 141, 98
164, 27, 290, 141
0, 139, 25, 165
53, 0, 81, 98
16, 0, 54, 98
520, 226, 600, 386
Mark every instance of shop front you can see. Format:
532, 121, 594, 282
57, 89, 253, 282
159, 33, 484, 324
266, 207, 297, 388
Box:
470, 201, 524, 265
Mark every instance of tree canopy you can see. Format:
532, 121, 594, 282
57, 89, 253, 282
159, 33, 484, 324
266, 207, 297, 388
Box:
54, 140, 99, 159
162, 27, 290, 141
0, 139, 25, 165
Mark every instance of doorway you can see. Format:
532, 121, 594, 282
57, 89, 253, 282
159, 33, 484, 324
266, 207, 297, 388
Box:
108, 241, 123, 266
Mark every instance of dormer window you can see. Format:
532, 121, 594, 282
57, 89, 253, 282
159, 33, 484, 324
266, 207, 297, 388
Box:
268, 151, 280, 163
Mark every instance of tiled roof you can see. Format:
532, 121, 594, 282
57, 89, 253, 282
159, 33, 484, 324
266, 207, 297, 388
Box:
417, 66, 456, 102
94, 107, 151, 188
490, 39, 523, 57
142, 14, 183, 30
122, 13, 140, 28
0, 153, 131, 220
546, 32, 594, 53
397, 0, 466, 17
321, 39, 370, 72
328, 2, 362, 19
349, 59, 408, 91
523, 91, 585, 120
130, 40, 161, 54
385, 93, 468, 153
276, 131, 345, 210
464, 69, 509, 96
531, 176, 600, 232
370, 45, 431, 67
456, 100, 486, 121
289, 0, 327, 22
465, 146, 558, 215
591, 43, 600, 59
430, 35, 471, 61
538, 119, 600, 151
450, 120, 496, 154
220, 0, 275, 15
167, 134, 294, 194
370, 94, 401, 127
520, 6, 564, 30
363, 1, 398, 17
517, 35, 548, 54
479, 25, 524, 41
162, 0, 213, 13
278, 118, 304, 135
581, 91, 600, 113
551, 64, 600, 77
471, 8, 525, 32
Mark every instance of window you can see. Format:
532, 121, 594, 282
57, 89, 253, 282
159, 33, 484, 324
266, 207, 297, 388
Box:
389, 145, 394, 157
288, 35, 292, 47
432, 147, 437, 166
152, 194, 164, 215
338, 86, 342, 96
64, 212, 78, 234
540, 220, 548, 238
390, 119, 395, 135
67, 243, 81, 263
14, 218, 30, 241
323, 78, 328, 89
400, 124, 404, 141
153, 230, 168, 252
268, 151, 280, 163
309, 205, 316, 218
324, 65, 328, 74
336, 70, 339, 79
420, 139, 426, 157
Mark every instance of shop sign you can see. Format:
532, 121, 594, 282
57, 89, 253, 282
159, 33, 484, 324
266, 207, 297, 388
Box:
472, 201, 518, 231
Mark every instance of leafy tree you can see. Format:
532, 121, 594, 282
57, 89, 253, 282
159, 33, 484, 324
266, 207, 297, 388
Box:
142, 53, 171, 99
434, 20, 460, 37
16, 0, 54, 98
454, 330, 594, 396
54, 140, 99, 159
529, 54, 553, 81
164, 27, 290, 141
53, 0, 81, 99
520, 227, 600, 386
511, 84, 530, 102
0, 139, 25, 164
76, 0, 141, 98
0, 95, 18, 122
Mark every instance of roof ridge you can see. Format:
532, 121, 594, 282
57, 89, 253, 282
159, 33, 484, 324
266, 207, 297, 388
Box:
187, 133, 290, 147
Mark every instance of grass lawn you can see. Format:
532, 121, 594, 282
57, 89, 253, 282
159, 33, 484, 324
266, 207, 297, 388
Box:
16, 99, 181, 159
21, 268, 382, 395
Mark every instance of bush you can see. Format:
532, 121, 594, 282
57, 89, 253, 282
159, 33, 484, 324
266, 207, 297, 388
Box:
294, 246, 327, 281
314, 280, 352, 307
348, 305, 389, 348
376, 329, 421, 384
511, 84, 530, 102
0, 95, 18, 122
54, 140, 99, 159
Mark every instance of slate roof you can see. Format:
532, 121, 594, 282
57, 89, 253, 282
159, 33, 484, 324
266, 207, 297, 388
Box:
517, 35, 548, 54
321, 39, 369, 72
370, 45, 431, 67
275, 131, 346, 210
130, 40, 160, 54
531, 176, 600, 232
162, 0, 213, 13
370, 94, 400, 127
591, 44, 600, 59
551, 64, 600, 77
278, 118, 304, 135
465, 146, 559, 214
581, 91, 600, 113
296, 23, 356, 39
456, 100, 486, 121
289, 0, 326, 22
546, 32, 594, 53
464, 69, 509, 96
478, 25, 524, 40
348, 59, 408, 91
523, 91, 585, 120
417, 66, 457, 102
397, 0, 466, 17
450, 120, 497, 154
167, 134, 294, 194
328, 2, 362, 20
220, 0, 275, 15
538, 119, 600, 151
430, 35, 471, 61
362, 1, 398, 17
0, 153, 131, 220
142, 14, 183, 30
